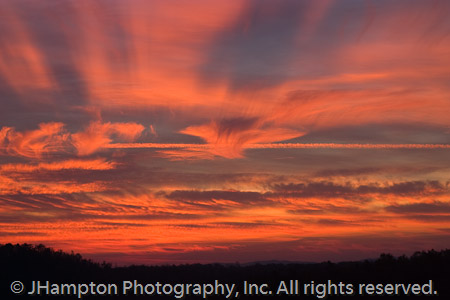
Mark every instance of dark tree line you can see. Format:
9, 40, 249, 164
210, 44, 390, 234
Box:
1, 243, 449, 299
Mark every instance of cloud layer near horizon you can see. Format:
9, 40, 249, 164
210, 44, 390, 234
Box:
0, 0, 449, 264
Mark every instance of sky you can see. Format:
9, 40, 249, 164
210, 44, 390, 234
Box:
0, 0, 450, 265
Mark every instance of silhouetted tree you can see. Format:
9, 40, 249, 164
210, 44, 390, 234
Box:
1, 243, 449, 299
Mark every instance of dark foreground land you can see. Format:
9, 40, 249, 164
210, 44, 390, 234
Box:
1, 244, 449, 299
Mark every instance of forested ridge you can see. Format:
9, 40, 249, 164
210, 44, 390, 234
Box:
1, 243, 449, 299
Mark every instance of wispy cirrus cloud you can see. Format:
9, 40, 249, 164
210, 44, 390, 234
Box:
0, 158, 116, 172
71, 121, 145, 156
178, 117, 304, 158
0, 121, 145, 158
271, 180, 449, 198
0, 122, 69, 158
386, 201, 450, 214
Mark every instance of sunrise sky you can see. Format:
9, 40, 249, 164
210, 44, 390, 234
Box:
1, 0, 450, 265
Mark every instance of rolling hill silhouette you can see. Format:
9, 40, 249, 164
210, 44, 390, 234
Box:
1, 243, 449, 299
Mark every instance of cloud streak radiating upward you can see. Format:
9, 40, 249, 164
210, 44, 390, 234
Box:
0, 0, 449, 265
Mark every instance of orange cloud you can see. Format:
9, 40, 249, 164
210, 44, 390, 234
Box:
0, 3, 55, 93
0, 122, 145, 158
0, 123, 69, 158
0, 158, 116, 172
1, 176, 449, 264
178, 118, 304, 158
0, 180, 109, 195
263, 87, 450, 132
71, 121, 145, 156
